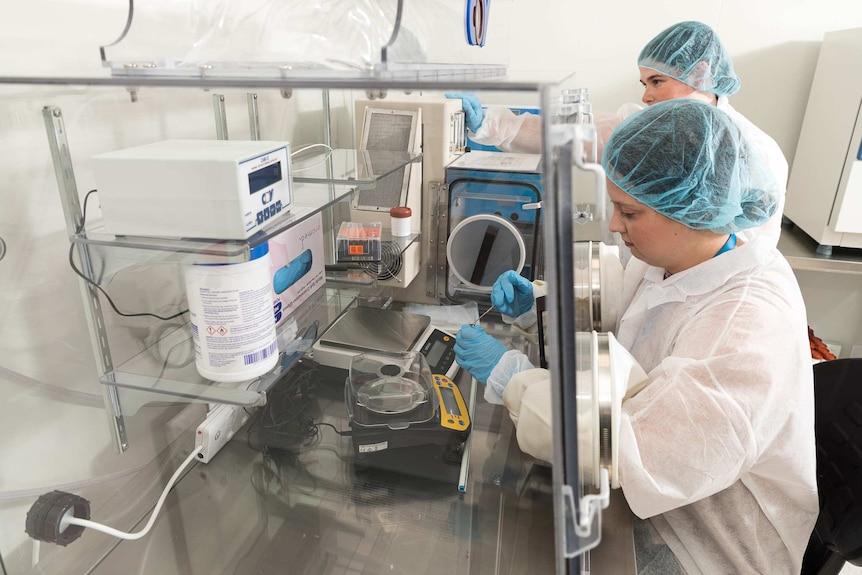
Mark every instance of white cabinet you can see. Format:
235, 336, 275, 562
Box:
785, 27, 862, 254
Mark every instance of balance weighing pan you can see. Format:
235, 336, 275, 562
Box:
320, 307, 431, 354
347, 352, 438, 428
356, 372, 427, 415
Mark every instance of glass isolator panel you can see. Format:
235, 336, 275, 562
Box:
94, 0, 510, 82
291, 149, 422, 189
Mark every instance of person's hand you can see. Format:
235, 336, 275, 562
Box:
454, 324, 507, 384
273, 249, 313, 294
491, 270, 534, 317
445, 92, 485, 133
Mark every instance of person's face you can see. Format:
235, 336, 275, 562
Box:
607, 180, 696, 272
639, 67, 699, 105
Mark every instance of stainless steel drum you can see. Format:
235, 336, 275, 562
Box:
576, 330, 629, 490
573, 240, 623, 333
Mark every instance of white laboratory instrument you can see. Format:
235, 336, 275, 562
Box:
445, 151, 543, 301
351, 96, 466, 298
345, 351, 470, 483
312, 307, 460, 380
93, 139, 293, 239
785, 27, 862, 253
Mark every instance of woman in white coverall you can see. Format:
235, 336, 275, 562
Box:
451, 20, 788, 247
453, 99, 818, 574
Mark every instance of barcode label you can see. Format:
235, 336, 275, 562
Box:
190, 322, 199, 338
243, 340, 278, 366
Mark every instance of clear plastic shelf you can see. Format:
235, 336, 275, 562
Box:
73, 183, 355, 283
101, 287, 356, 408
292, 149, 422, 189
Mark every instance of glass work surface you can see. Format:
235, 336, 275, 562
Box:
84, 365, 557, 575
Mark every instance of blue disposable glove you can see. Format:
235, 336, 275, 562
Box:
273, 249, 313, 294
491, 270, 534, 317
445, 92, 485, 133
454, 324, 507, 384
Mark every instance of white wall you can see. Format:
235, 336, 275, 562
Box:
475, 0, 862, 168
2, 0, 862, 573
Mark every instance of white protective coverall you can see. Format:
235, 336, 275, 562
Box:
716, 96, 788, 247
497, 236, 818, 574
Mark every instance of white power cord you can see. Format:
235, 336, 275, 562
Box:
59, 446, 202, 541
290, 143, 334, 173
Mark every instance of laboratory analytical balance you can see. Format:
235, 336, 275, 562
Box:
312, 307, 459, 379
312, 308, 470, 481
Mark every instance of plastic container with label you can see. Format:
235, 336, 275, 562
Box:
183, 242, 279, 383
389, 206, 412, 237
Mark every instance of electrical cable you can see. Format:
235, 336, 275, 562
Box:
290, 143, 334, 173
60, 446, 202, 541
245, 364, 327, 452
68, 189, 188, 321
291, 143, 333, 157
315, 421, 351, 437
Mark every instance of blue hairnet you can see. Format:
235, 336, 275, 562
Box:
638, 21, 740, 97
601, 99, 777, 233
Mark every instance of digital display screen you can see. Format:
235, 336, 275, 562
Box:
248, 162, 282, 195
440, 387, 461, 417
425, 340, 447, 368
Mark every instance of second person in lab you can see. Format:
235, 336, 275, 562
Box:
454, 99, 818, 574
449, 20, 788, 246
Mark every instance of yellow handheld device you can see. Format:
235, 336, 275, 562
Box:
432, 374, 470, 432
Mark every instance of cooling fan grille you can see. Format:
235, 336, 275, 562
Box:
360, 241, 403, 281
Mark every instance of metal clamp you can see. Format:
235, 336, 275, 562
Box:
562, 467, 610, 558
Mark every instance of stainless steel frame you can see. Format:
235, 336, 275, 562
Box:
42, 106, 129, 453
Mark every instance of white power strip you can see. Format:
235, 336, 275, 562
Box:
194, 404, 251, 463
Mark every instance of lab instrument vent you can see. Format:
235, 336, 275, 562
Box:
361, 241, 403, 282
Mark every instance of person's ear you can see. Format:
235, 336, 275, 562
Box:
688, 60, 711, 90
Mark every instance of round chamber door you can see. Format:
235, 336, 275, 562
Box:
446, 213, 526, 293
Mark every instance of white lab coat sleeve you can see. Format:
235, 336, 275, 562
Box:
484, 349, 535, 405
471, 103, 640, 157
469, 106, 541, 154
502, 367, 553, 463
595, 103, 643, 160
